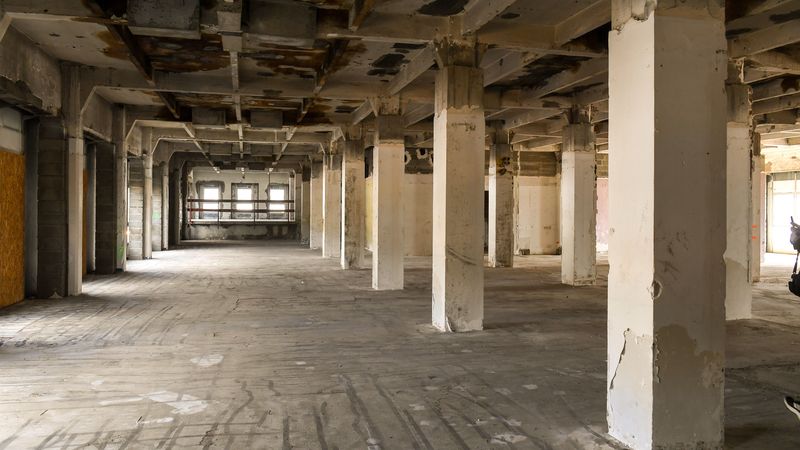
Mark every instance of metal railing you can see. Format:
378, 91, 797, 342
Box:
187, 199, 295, 224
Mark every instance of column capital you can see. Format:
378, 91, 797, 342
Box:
562, 122, 595, 153
375, 114, 404, 143
369, 96, 401, 116
611, 0, 724, 30
433, 36, 486, 68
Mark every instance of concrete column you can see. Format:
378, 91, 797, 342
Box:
37, 117, 68, 297
560, 109, 597, 286
127, 158, 144, 260
64, 65, 84, 295
431, 40, 485, 332
300, 166, 311, 244
607, 3, 726, 449
95, 142, 118, 275
309, 161, 324, 249
322, 152, 342, 258
113, 106, 127, 271
341, 137, 366, 269
171, 166, 182, 248
24, 119, 39, 297
372, 113, 404, 289
293, 172, 301, 235
726, 64, 753, 320
85, 144, 96, 273
488, 126, 514, 268
161, 163, 169, 250
143, 153, 153, 260
752, 151, 765, 283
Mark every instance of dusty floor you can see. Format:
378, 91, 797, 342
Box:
0, 241, 798, 449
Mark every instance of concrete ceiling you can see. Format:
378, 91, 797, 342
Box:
2, 0, 800, 163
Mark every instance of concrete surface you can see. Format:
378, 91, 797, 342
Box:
0, 242, 798, 449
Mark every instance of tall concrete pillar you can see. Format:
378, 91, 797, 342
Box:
726, 63, 753, 320
560, 108, 597, 286
63, 65, 84, 295
372, 110, 404, 289
85, 144, 97, 273
488, 126, 514, 267
143, 153, 153, 260
113, 106, 127, 271
95, 142, 118, 275
322, 152, 342, 258
431, 40, 485, 332
300, 166, 311, 244
171, 166, 182, 248
309, 160, 324, 249
341, 137, 366, 269
607, 3, 727, 449
752, 150, 765, 283
161, 163, 169, 250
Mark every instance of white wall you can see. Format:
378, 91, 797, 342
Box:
366, 173, 433, 256
192, 167, 291, 201
515, 176, 560, 254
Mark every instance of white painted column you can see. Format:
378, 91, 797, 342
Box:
372, 114, 405, 289
488, 127, 514, 268
309, 160, 324, 250
726, 66, 753, 320
64, 65, 85, 295
161, 163, 169, 250
431, 41, 485, 332
300, 166, 311, 244
607, 4, 727, 449
143, 153, 153, 260
341, 138, 366, 269
752, 150, 765, 283
322, 152, 342, 258
560, 111, 597, 285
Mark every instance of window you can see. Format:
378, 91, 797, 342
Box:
236, 187, 253, 211
269, 186, 286, 211
202, 186, 220, 219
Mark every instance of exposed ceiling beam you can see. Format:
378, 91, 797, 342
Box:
726, 0, 800, 35
403, 104, 434, 127
385, 44, 435, 96
483, 51, 541, 86
503, 109, 563, 129
729, 18, 800, 58
752, 76, 800, 102
350, 99, 374, 125
748, 50, 800, 74
752, 92, 800, 115
348, 0, 376, 31
83, 0, 180, 118
461, 0, 520, 35
277, 39, 349, 161
553, 0, 609, 46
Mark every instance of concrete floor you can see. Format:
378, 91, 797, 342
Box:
0, 242, 798, 449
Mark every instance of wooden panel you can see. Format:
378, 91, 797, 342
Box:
0, 150, 25, 307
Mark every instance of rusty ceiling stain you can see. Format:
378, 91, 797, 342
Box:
95, 29, 131, 60
138, 34, 230, 73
